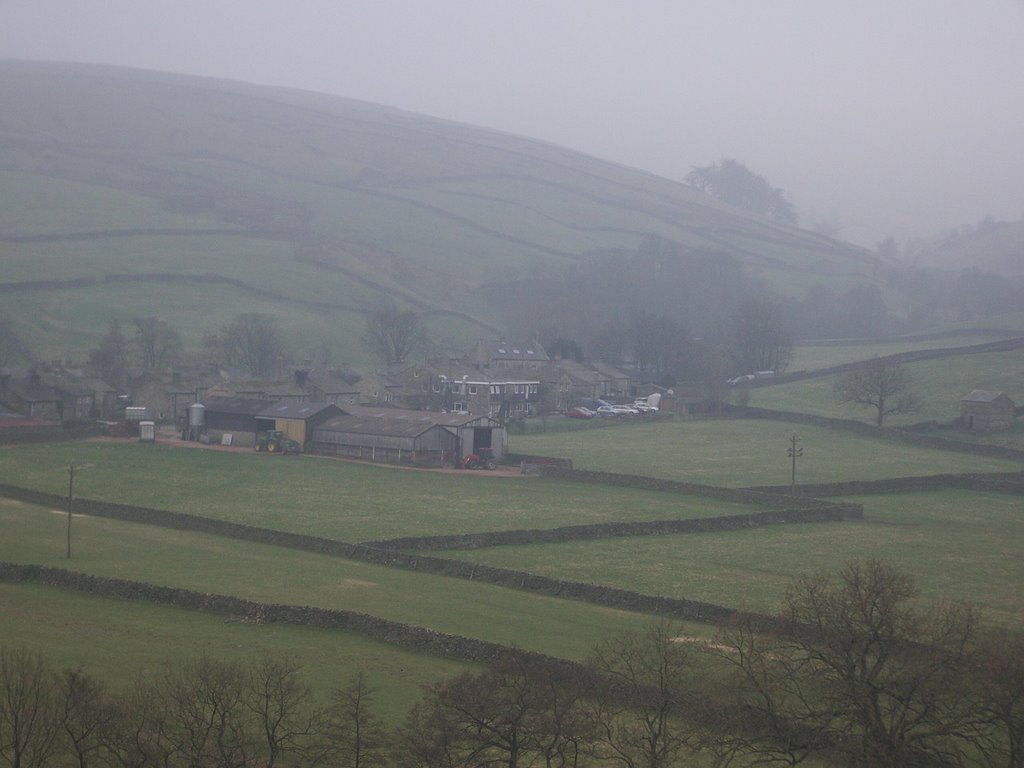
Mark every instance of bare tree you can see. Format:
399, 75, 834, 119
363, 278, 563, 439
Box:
360, 305, 428, 366
88, 320, 130, 390
131, 317, 183, 369
246, 656, 323, 768
318, 672, 388, 768
0, 647, 59, 768
206, 313, 287, 376
727, 297, 793, 376
583, 620, 699, 768
970, 630, 1024, 768
715, 561, 978, 768
55, 668, 116, 768
834, 358, 920, 426
161, 656, 253, 768
102, 675, 177, 768
394, 658, 586, 768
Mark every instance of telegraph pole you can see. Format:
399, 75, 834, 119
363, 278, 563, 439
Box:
787, 434, 803, 496
66, 462, 74, 559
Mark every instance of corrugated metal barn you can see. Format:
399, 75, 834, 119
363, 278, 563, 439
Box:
312, 407, 505, 466
200, 396, 270, 447
255, 401, 343, 447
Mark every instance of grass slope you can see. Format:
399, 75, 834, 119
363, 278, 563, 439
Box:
0, 60, 874, 363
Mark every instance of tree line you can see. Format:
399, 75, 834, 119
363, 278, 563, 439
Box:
3, 561, 1023, 767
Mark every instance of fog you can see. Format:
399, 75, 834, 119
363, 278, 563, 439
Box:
1, 0, 1022, 246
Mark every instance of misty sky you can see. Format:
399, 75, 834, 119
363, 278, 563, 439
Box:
2, 0, 1022, 246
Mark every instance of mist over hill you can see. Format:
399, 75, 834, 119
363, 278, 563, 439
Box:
0, 61, 906, 365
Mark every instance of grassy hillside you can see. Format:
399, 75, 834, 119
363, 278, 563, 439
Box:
0, 61, 876, 364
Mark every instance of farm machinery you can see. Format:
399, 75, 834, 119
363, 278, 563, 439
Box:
461, 446, 497, 470
254, 430, 301, 454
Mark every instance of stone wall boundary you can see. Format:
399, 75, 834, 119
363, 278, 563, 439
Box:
725, 406, 1024, 462
0, 482, 786, 628
0, 562, 574, 670
744, 471, 1024, 497
529, 465, 834, 509
363, 504, 864, 551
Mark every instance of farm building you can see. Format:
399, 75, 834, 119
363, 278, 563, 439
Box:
254, 401, 343, 448
198, 396, 269, 446
960, 390, 1016, 431
311, 407, 505, 466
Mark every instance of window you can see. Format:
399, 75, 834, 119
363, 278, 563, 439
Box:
469, 385, 477, 395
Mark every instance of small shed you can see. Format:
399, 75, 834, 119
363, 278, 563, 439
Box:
960, 390, 1016, 431
255, 401, 343, 448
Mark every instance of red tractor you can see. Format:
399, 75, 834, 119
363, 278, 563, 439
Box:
461, 446, 497, 470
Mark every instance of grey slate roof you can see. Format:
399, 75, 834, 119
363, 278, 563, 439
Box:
316, 414, 444, 439
337, 405, 497, 428
201, 396, 270, 416
256, 401, 341, 420
961, 389, 1011, 403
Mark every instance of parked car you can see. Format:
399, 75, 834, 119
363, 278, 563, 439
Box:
599, 404, 639, 416
565, 406, 596, 419
727, 374, 756, 386
633, 401, 656, 413
577, 398, 612, 411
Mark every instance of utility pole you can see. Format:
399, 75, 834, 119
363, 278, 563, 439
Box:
787, 434, 803, 496
66, 462, 74, 559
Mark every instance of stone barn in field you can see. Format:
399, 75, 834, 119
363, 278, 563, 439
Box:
960, 390, 1016, 431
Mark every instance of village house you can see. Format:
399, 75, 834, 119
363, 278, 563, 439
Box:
0, 367, 115, 421
470, 340, 549, 370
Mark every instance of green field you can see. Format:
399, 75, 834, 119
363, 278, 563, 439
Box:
510, 418, 1023, 485
439, 489, 1024, 626
753, 348, 1024, 426
788, 334, 1019, 372
0, 499, 670, 661
0, 581, 467, 718
0, 441, 756, 541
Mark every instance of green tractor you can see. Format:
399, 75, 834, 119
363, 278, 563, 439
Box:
254, 430, 302, 455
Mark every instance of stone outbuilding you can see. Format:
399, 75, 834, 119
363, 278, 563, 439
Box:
960, 390, 1016, 431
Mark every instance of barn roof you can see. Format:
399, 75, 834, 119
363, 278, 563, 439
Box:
961, 389, 1012, 404
201, 396, 270, 416
256, 401, 341, 420
315, 414, 445, 439
338, 405, 499, 428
